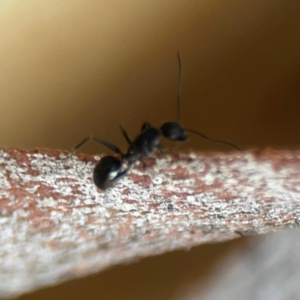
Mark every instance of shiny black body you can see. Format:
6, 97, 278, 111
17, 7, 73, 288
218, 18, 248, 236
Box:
124, 124, 160, 162
93, 156, 126, 190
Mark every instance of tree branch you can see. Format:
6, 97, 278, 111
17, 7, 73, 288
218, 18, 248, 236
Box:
0, 147, 299, 298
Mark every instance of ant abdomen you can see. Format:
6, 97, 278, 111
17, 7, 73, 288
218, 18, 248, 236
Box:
93, 156, 123, 190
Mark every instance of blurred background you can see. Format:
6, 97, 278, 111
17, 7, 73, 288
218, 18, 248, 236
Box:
1, 0, 300, 299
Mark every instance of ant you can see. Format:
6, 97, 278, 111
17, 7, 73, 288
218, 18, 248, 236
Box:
70, 123, 160, 190
70, 52, 241, 190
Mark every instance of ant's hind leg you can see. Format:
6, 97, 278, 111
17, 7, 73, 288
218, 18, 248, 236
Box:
72, 135, 93, 153
92, 137, 123, 155
62, 135, 93, 161
102, 167, 130, 203
63, 134, 124, 162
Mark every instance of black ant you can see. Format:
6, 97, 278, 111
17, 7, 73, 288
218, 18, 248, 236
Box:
70, 123, 160, 190
70, 52, 241, 190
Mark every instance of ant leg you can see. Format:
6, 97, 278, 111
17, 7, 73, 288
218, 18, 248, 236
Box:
72, 135, 93, 153
103, 167, 131, 202
64, 134, 124, 161
92, 136, 123, 155
185, 128, 242, 151
140, 159, 147, 171
111, 168, 129, 183
109, 160, 135, 187
119, 125, 132, 145
136, 159, 157, 184
62, 135, 93, 160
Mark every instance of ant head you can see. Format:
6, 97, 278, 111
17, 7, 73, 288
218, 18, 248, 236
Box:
160, 121, 187, 141
93, 156, 122, 190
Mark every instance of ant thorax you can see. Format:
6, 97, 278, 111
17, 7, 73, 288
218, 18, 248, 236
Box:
125, 127, 160, 161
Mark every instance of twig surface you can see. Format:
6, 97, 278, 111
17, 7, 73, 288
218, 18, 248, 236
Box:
0, 147, 300, 298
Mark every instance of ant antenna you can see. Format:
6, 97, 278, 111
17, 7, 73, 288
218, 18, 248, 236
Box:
176, 50, 183, 123
185, 128, 242, 151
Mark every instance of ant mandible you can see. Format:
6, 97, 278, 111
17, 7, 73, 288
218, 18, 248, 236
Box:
70, 52, 241, 190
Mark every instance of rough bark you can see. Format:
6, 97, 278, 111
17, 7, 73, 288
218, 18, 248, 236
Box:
0, 147, 299, 298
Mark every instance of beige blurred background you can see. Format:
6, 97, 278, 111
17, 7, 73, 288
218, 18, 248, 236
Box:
1, 0, 300, 299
